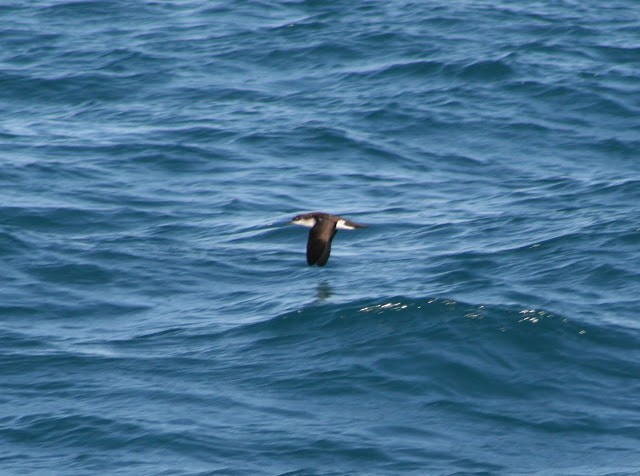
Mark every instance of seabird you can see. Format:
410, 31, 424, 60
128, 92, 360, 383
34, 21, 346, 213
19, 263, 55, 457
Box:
291, 212, 366, 266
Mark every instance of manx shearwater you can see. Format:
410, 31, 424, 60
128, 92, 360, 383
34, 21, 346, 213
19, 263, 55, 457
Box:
291, 212, 366, 266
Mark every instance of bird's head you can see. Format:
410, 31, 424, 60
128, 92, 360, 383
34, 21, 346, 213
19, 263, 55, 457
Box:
291, 213, 317, 228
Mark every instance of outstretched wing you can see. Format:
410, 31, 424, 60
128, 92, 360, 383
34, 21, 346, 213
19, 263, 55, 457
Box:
307, 219, 337, 266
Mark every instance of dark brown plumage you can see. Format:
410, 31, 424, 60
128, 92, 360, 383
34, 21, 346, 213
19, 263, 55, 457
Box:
291, 212, 366, 266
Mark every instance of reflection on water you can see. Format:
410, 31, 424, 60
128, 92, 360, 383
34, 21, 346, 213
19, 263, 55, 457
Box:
316, 281, 332, 301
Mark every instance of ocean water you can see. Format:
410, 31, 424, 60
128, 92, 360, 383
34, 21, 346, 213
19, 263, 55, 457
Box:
1, 0, 640, 474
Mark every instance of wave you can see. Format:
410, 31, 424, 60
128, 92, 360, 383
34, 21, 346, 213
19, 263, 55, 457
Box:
217, 296, 640, 384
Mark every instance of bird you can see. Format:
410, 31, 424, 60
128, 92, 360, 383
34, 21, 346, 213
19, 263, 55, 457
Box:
291, 212, 366, 266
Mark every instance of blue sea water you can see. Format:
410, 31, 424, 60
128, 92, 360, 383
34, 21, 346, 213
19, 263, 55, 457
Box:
1, 0, 640, 474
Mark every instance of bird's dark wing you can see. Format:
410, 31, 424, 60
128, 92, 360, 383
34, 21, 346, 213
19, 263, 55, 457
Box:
307, 219, 337, 266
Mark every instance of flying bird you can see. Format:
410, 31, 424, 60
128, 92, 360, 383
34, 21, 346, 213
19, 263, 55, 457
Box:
291, 212, 366, 266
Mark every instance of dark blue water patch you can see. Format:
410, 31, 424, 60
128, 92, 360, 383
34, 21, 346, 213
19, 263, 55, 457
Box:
92, 48, 170, 74
3, 288, 151, 321
31, 0, 173, 23
2, 1, 640, 474
0, 330, 54, 354
0, 30, 64, 64
573, 93, 639, 119
457, 58, 514, 81
591, 137, 640, 159
221, 297, 638, 390
209, 86, 283, 105
0, 228, 31, 256
0, 70, 161, 105
25, 262, 113, 286
593, 44, 640, 64
79, 296, 636, 473
258, 42, 362, 70
346, 59, 446, 81
2, 413, 138, 448
0, 205, 166, 236
3, 159, 104, 187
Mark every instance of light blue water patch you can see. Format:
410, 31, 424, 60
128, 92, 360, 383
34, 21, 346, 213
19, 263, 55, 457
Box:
1, 1, 640, 474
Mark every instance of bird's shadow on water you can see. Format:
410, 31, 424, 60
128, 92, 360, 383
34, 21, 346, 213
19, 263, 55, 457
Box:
315, 281, 332, 301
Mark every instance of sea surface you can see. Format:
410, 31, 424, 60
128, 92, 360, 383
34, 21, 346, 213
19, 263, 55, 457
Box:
1, 1, 640, 474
